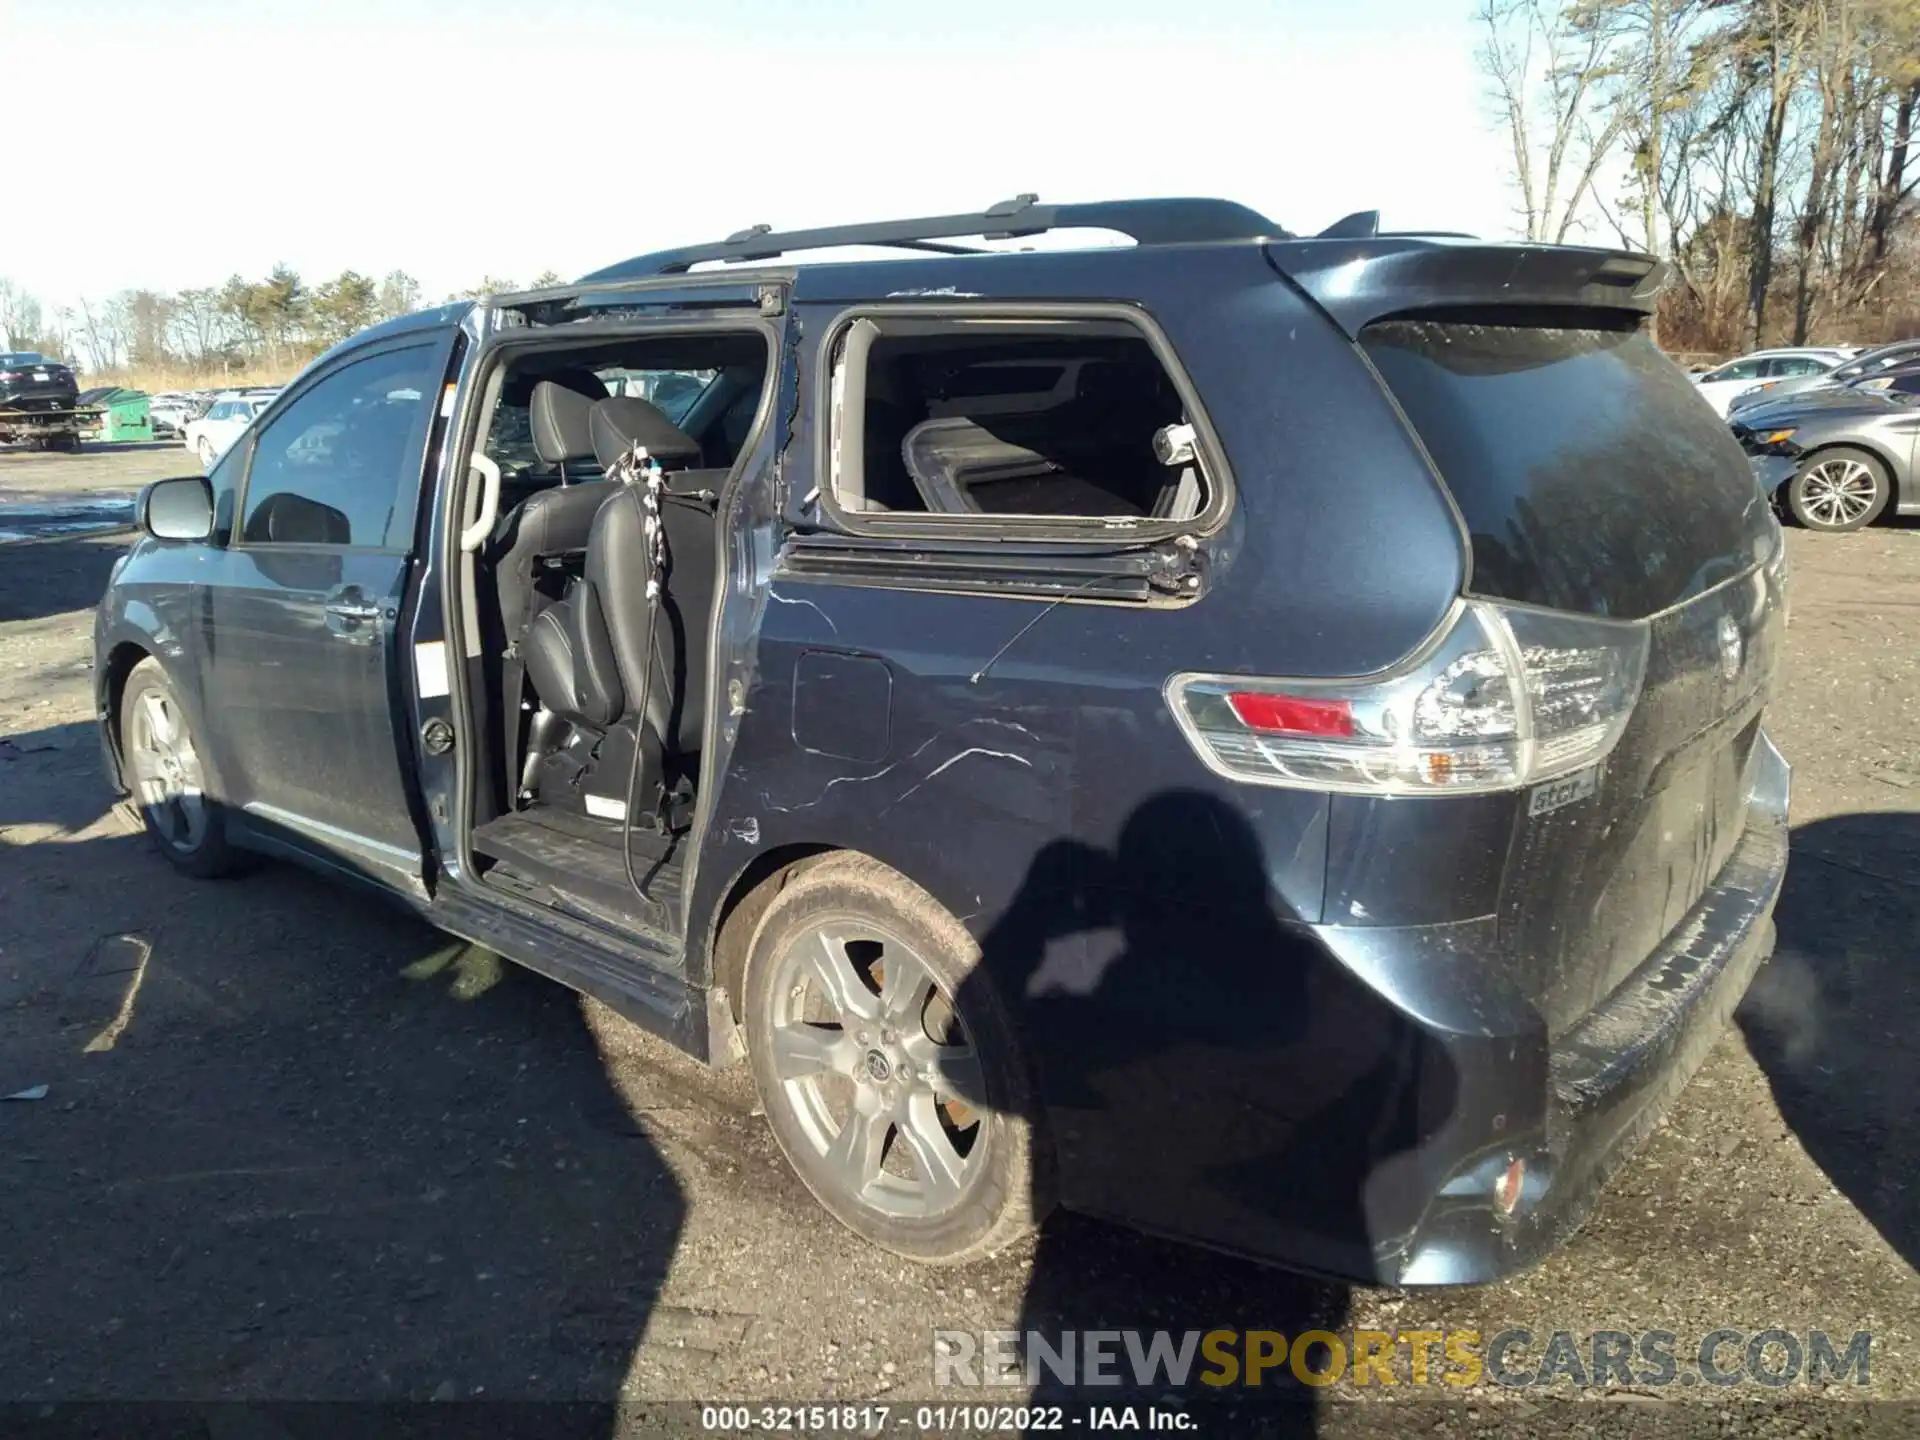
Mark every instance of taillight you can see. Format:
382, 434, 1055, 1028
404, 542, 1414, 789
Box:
1166, 600, 1649, 796
1226, 693, 1353, 737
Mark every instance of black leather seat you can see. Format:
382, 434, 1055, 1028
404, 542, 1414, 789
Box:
488, 373, 611, 646
520, 395, 721, 811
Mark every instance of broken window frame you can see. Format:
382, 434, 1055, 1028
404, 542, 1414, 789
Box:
809, 303, 1235, 548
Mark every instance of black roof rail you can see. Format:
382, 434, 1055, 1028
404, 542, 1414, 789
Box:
580, 195, 1291, 282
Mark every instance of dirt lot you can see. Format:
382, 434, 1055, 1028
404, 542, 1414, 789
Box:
3, 444, 1919, 1437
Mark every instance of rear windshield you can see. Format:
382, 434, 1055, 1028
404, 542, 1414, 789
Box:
1362, 316, 1772, 619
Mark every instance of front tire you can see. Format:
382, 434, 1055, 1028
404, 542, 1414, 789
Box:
742, 854, 1052, 1263
120, 658, 241, 878
195, 437, 216, 471
1787, 447, 1890, 532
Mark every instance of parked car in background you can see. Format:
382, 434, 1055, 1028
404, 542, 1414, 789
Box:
1691, 348, 1850, 417
1728, 337, 1920, 417
0, 351, 79, 415
181, 389, 278, 469
0, 351, 85, 450
149, 392, 201, 439
1732, 363, 1920, 530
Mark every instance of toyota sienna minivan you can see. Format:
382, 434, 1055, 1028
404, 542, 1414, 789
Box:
98, 196, 1788, 1283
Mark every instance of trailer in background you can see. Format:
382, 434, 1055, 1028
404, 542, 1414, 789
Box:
0, 401, 105, 451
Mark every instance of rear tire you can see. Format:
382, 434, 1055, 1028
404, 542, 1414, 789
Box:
119, 658, 242, 879
742, 853, 1052, 1263
1787, 447, 1890, 532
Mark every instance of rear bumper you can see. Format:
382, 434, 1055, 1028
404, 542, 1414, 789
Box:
0, 388, 80, 412
0, 407, 81, 430
1381, 731, 1791, 1284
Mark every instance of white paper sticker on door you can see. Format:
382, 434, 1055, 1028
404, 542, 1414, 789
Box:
414, 640, 450, 699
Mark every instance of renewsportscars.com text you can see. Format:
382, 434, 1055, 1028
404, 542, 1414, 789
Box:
932, 1327, 1872, 1391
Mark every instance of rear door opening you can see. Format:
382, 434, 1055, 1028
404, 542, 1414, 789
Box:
443, 316, 778, 950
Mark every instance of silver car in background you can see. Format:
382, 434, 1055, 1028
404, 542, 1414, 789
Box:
1728, 338, 1920, 416
1733, 362, 1920, 531
180, 389, 279, 471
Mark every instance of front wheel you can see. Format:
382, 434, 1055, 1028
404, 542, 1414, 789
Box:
1787, 447, 1890, 532
742, 854, 1052, 1263
195, 437, 216, 471
120, 658, 241, 878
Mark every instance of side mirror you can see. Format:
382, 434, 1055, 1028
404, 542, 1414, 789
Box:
138, 475, 214, 542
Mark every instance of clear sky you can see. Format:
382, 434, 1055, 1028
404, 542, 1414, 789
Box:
5, 0, 1514, 307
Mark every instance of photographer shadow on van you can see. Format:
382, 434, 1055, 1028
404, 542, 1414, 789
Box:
952, 790, 1462, 1425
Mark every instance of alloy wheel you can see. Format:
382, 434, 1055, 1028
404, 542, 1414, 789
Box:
127, 688, 208, 853
1799, 457, 1880, 528
765, 918, 987, 1219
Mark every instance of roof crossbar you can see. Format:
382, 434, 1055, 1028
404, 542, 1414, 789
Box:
581, 195, 1290, 282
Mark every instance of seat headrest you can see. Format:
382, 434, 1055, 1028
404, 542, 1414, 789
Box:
530, 371, 610, 464
589, 396, 702, 471
259, 491, 351, 545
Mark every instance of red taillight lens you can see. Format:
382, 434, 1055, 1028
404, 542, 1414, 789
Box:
1226, 692, 1354, 737
1166, 599, 1657, 796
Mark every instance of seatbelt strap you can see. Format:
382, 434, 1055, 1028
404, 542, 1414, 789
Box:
501, 643, 529, 804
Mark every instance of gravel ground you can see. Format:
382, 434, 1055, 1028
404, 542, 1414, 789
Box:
2, 444, 1917, 1439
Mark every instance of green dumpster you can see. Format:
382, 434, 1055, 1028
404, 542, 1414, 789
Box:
80, 388, 154, 443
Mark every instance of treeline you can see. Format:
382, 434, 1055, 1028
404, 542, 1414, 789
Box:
1479, 0, 1920, 351
0, 268, 564, 382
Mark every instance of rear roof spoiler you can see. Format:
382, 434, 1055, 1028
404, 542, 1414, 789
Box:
1265, 237, 1667, 338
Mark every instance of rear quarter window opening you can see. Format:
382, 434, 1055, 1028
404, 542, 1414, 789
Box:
1361, 309, 1775, 621
825, 314, 1216, 528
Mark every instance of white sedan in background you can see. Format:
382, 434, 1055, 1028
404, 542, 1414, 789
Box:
181, 390, 278, 470
1691, 348, 1849, 417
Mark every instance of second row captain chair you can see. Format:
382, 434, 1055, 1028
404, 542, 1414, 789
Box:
488, 371, 613, 645
519, 394, 722, 832
484, 373, 617, 807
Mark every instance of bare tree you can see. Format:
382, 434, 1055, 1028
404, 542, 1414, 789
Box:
72, 295, 133, 373
1581, 0, 1713, 256
0, 279, 43, 351
125, 289, 176, 367
168, 288, 224, 365
1477, 0, 1633, 242
1737, 0, 1820, 344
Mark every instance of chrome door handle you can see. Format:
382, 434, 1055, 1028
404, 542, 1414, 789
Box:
324, 600, 381, 620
